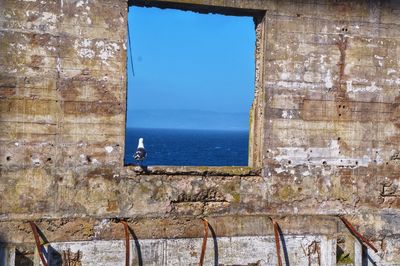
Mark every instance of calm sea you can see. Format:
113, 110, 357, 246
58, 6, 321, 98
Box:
125, 128, 249, 166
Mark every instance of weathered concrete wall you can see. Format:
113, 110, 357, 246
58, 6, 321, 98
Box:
0, 0, 399, 265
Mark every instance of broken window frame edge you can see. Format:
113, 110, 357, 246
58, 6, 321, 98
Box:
123, 1, 267, 170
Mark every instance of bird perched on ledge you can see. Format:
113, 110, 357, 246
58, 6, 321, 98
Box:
134, 138, 146, 165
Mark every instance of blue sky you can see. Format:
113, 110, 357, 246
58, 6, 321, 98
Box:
126, 6, 255, 130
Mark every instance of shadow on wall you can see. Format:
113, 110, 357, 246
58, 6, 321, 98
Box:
29, 223, 63, 266
277, 225, 290, 266
362, 246, 377, 266
208, 223, 219, 266
128, 225, 143, 265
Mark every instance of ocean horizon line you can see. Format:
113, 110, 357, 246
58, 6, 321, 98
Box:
126, 126, 249, 132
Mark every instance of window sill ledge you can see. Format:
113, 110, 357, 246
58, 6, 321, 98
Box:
124, 165, 262, 176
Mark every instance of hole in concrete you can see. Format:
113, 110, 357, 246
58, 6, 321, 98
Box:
337, 137, 341, 141
338, 113, 342, 117
86, 155, 92, 163
125, 5, 258, 167
6, 156, 11, 161
47, 157, 52, 162
322, 161, 327, 165
288, 160, 291, 164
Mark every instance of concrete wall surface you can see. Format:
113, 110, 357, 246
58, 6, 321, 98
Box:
0, 0, 399, 264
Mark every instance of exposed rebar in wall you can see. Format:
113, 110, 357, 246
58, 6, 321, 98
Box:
29, 222, 48, 266
271, 219, 283, 266
120, 221, 131, 266
199, 218, 209, 266
339, 216, 378, 253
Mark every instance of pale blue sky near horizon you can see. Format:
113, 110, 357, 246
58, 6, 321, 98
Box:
126, 6, 255, 130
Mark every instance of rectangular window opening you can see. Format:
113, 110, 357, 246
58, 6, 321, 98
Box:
124, 3, 263, 167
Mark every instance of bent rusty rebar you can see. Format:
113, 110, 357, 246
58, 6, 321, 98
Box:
271, 219, 283, 266
199, 218, 209, 266
338, 216, 378, 253
29, 221, 48, 266
120, 221, 131, 266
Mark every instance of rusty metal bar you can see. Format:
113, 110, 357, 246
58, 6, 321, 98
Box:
199, 218, 209, 266
29, 221, 48, 266
338, 216, 378, 253
271, 219, 283, 266
120, 221, 130, 266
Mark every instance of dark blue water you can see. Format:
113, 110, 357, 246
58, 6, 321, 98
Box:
125, 128, 249, 166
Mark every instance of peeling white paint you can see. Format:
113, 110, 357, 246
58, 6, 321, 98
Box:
47, 236, 334, 265
76, 0, 85, 7
279, 72, 290, 80
346, 81, 382, 93
74, 39, 95, 59
274, 167, 286, 174
31, 158, 41, 166
56, 56, 61, 74
275, 140, 376, 167
387, 69, 396, 75
271, 81, 319, 90
95, 41, 120, 64
105, 146, 113, 153
42, 12, 57, 24
93, 219, 111, 239
319, 54, 326, 65
324, 70, 333, 89
282, 110, 294, 119
302, 171, 310, 176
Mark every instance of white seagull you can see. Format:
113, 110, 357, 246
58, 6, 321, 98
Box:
134, 138, 146, 164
